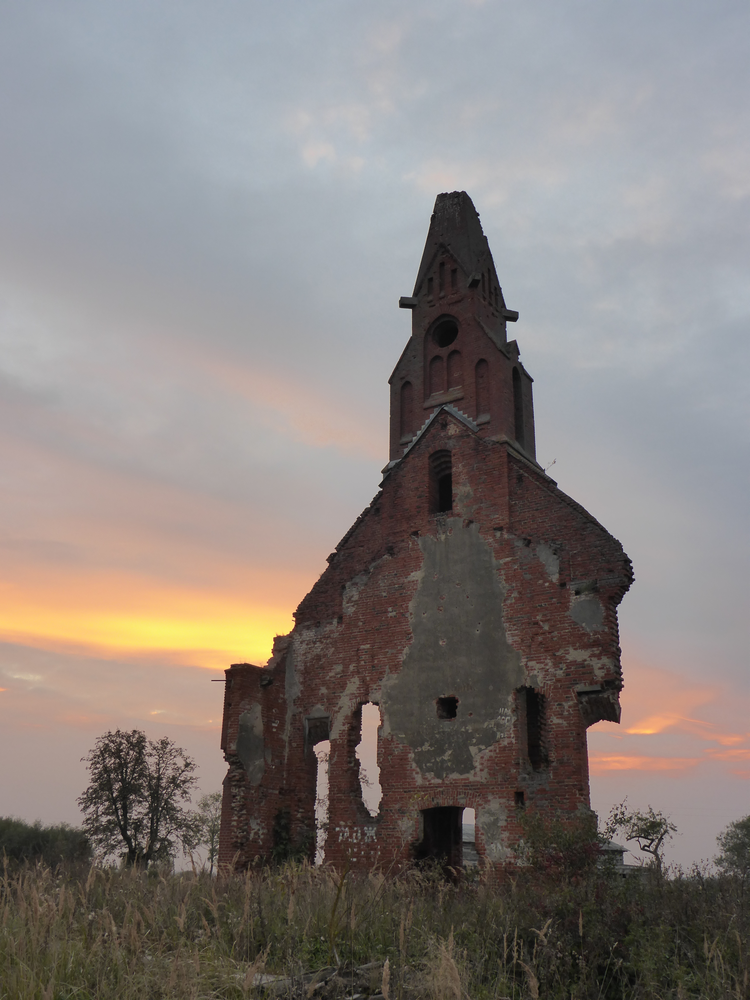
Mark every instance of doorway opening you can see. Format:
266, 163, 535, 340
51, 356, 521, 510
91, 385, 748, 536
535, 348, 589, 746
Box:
414, 806, 464, 870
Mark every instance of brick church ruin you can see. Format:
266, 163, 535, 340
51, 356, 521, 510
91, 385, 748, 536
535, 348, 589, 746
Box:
219, 191, 633, 873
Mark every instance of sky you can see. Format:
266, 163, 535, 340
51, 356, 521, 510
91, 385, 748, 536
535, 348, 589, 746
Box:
0, 0, 748, 869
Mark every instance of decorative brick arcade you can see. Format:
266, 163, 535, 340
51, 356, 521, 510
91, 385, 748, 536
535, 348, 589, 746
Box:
219, 192, 633, 873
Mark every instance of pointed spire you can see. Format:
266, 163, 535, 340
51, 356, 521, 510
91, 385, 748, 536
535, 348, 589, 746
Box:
413, 191, 495, 295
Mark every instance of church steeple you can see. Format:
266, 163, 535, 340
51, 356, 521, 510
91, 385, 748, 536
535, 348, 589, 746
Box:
389, 192, 535, 463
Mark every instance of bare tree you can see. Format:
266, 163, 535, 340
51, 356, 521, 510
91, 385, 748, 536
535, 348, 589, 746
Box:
79, 729, 197, 868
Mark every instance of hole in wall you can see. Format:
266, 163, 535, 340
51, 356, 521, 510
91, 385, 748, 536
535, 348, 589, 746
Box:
432, 318, 458, 348
436, 696, 458, 719
462, 807, 479, 868
313, 740, 330, 864
356, 702, 382, 818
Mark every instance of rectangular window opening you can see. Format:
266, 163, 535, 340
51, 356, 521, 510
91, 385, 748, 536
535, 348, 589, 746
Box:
524, 688, 547, 771
436, 695, 458, 719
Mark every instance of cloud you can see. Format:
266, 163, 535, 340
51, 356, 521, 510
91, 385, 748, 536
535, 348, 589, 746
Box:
589, 661, 750, 778
590, 755, 700, 773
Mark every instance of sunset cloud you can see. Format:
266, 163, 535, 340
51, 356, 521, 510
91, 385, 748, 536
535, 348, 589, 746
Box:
589, 661, 750, 783
589, 754, 700, 773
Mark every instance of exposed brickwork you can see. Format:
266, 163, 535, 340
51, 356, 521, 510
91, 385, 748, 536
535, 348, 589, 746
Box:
218, 192, 633, 875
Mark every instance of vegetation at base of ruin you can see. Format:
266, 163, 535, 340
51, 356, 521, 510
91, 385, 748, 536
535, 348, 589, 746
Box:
2, 850, 750, 1000
271, 808, 315, 866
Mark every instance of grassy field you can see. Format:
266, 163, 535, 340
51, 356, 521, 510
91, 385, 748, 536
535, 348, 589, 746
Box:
1, 856, 748, 999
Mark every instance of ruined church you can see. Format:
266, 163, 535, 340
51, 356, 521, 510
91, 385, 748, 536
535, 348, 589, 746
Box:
218, 192, 633, 873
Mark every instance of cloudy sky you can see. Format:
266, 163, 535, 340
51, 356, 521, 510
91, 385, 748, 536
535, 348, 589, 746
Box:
1, 0, 748, 868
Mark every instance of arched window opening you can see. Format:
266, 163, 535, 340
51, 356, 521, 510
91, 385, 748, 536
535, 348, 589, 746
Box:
429, 450, 453, 514
451, 267, 458, 291
439, 261, 445, 295
400, 381, 414, 440
475, 359, 489, 419
447, 350, 462, 389
513, 367, 525, 449
356, 702, 382, 818
429, 355, 445, 397
427, 276, 434, 299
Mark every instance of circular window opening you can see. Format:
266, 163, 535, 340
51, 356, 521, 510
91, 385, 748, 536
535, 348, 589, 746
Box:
432, 318, 458, 348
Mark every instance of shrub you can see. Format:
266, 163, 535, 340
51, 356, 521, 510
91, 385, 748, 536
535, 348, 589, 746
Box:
0, 816, 89, 868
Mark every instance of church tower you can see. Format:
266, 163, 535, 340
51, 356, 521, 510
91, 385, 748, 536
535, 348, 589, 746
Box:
219, 192, 633, 874
390, 190, 533, 463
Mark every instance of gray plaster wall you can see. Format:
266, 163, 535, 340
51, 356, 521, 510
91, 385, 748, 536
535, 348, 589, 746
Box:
383, 519, 523, 778
236, 704, 265, 786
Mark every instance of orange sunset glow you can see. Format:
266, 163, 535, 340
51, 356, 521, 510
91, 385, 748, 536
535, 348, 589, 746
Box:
0, 575, 292, 669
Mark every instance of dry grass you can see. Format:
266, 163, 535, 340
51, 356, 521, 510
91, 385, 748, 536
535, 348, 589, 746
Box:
1, 857, 749, 999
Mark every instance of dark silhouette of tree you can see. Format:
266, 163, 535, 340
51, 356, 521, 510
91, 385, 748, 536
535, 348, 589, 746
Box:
716, 815, 750, 885
0, 817, 89, 868
78, 729, 197, 868
192, 792, 222, 875
605, 800, 677, 873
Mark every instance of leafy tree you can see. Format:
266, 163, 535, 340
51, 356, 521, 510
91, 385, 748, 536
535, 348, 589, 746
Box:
0, 817, 89, 868
78, 729, 197, 868
518, 810, 600, 879
605, 800, 677, 873
192, 791, 222, 875
715, 815, 750, 884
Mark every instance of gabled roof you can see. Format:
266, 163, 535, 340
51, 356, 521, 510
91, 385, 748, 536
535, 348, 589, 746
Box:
381, 403, 479, 478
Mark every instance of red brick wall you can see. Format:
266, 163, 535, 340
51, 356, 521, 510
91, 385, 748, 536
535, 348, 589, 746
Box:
219, 416, 631, 873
